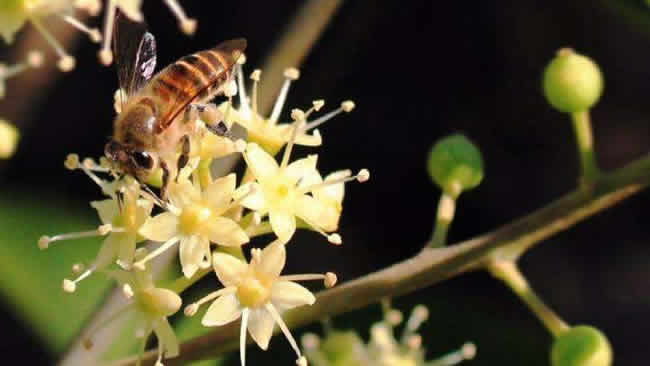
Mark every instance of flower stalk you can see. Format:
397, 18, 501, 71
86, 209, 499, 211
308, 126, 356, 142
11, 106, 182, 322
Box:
429, 192, 456, 248
570, 110, 600, 185
487, 259, 569, 337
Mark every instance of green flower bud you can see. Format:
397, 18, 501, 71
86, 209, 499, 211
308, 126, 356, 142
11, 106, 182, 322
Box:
543, 48, 603, 113
0, 119, 20, 159
320, 331, 367, 366
551, 325, 612, 366
427, 134, 484, 197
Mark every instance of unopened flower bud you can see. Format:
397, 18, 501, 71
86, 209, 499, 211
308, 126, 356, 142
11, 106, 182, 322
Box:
551, 325, 612, 366
427, 134, 484, 197
543, 48, 603, 113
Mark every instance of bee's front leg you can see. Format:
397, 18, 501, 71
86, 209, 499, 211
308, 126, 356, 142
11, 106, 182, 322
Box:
160, 160, 170, 201
176, 135, 191, 182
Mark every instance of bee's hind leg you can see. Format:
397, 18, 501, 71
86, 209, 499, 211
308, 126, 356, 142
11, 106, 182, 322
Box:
176, 135, 191, 182
186, 103, 231, 138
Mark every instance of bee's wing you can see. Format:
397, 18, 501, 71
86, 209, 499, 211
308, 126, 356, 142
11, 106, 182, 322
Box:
156, 39, 246, 131
113, 11, 157, 97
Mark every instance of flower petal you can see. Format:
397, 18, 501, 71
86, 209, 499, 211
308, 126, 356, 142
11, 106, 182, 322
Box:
135, 199, 154, 227
294, 195, 339, 233
179, 236, 200, 278
285, 154, 318, 186
93, 233, 119, 270
204, 173, 236, 210
138, 212, 179, 242
116, 233, 137, 268
313, 170, 348, 206
203, 216, 249, 247
234, 182, 265, 211
257, 240, 286, 277
269, 211, 296, 242
202, 294, 242, 326
245, 143, 279, 182
212, 253, 247, 287
271, 281, 316, 310
152, 318, 179, 358
90, 199, 119, 225
247, 308, 275, 350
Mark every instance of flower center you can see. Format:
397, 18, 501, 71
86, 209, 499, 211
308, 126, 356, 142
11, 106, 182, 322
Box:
179, 204, 212, 235
236, 271, 273, 308
262, 174, 296, 212
113, 203, 138, 232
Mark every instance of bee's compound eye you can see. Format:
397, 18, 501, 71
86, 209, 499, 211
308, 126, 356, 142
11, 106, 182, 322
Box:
131, 151, 154, 170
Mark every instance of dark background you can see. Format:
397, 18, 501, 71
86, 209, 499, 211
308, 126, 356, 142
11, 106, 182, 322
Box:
1, 0, 650, 364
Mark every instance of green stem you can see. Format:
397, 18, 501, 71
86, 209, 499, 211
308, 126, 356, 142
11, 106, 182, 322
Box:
111, 152, 650, 366
429, 192, 457, 248
487, 260, 569, 337
570, 110, 600, 185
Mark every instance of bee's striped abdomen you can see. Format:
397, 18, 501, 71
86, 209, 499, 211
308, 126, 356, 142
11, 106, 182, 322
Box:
147, 38, 246, 131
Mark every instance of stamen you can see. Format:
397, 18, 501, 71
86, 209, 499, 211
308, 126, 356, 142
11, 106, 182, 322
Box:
280, 110, 305, 169
39, 224, 112, 250
406, 334, 422, 350
269, 68, 300, 123
61, 15, 102, 43
122, 284, 134, 298
250, 69, 261, 116
184, 287, 236, 316
83, 302, 134, 350
133, 237, 180, 271
99, 0, 117, 65
62, 267, 95, 293
406, 305, 429, 332
72, 263, 85, 274
164, 0, 197, 35
302, 100, 355, 132
240, 308, 249, 366
297, 169, 369, 195
225, 183, 257, 212
297, 356, 308, 366
387, 310, 403, 326
265, 303, 302, 359
431, 342, 477, 365
236, 64, 250, 115
30, 17, 76, 71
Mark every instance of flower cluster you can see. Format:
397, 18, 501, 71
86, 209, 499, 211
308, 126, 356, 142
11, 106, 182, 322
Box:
40, 57, 367, 365
0, 0, 195, 70
301, 304, 477, 366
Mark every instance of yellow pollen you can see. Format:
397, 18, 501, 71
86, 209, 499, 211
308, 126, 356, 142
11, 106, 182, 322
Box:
236, 271, 273, 308
179, 204, 212, 235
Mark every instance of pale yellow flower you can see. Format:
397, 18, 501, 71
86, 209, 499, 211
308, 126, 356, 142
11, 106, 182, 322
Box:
136, 173, 249, 277
218, 60, 355, 155
39, 178, 153, 292
237, 139, 368, 244
185, 241, 337, 366
0, 0, 100, 71
104, 249, 181, 366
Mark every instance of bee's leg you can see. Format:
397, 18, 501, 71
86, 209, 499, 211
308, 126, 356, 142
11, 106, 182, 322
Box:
189, 103, 232, 138
160, 160, 170, 201
176, 135, 191, 182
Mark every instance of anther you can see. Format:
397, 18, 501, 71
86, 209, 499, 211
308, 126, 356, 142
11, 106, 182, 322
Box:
250, 69, 261, 82
327, 233, 342, 245
291, 109, 306, 122
406, 334, 422, 350
237, 54, 247, 65
27, 51, 43, 68
181, 19, 198, 35
122, 284, 134, 298
324, 272, 337, 288
461, 343, 477, 360
184, 303, 199, 317
72, 263, 85, 274
313, 100, 325, 112
357, 169, 370, 182
65, 154, 80, 170
83, 338, 93, 350
341, 100, 356, 112
387, 309, 403, 326
406, 305, 429, 332
38, 236, 50, 250
58, 56, 76, 72
97, 224, 112, 235
301, 333, 320, 350
296, 356, 308, 366
63, 279, 76, 293
284, 67, 300, 80
99, 49, 113, 66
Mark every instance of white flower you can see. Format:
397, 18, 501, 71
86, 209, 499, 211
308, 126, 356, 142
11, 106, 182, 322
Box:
136, 173, 249, 277
185, 241, 337, 366
237, 140, 368, 244
218, 60, 356, 155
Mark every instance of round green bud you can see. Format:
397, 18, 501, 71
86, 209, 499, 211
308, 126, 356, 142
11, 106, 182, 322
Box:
427, 134, 484, 197
551, 325, 612, 366
543, 48, 603, 113
320, 331, 366, 366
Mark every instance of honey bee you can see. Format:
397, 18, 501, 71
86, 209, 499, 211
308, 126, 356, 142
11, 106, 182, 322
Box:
104, 13, 245, 198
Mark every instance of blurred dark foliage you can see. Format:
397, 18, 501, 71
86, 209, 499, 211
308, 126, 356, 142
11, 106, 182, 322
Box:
1, 0, 650, 364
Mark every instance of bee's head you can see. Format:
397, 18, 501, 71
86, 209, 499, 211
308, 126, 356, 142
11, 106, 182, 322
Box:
104, 140, 156, 182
